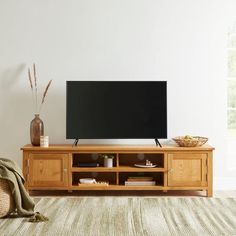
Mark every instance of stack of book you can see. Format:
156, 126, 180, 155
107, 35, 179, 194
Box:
78, 182, 109, 187
125, 176, 156, 186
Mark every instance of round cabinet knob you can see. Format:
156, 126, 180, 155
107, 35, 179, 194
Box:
63, 168, 68, 173
168, 168, 174, 173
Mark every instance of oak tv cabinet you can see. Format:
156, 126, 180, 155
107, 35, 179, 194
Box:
21, 144, 214, 197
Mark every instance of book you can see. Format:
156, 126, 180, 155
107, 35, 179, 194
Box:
127, 176, 153, 179
127, 177, 153, 181
78, 183, 109, 187
125, 181, 156, 186
78, 163, 99, 167
78, 182, 109, 187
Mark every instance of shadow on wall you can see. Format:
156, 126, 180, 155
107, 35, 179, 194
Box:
0, 63, 62, 166
0, 91, 66, 164
0, 64, 26, 89
0, 90, 31, 164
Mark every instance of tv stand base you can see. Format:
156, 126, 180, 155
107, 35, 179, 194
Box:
73, 139, 79, 147
155, 138, 162, 147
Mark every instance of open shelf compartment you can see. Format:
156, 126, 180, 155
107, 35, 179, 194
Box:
119, 153, 164, 168
72, 153, 117, 168
119, 172, 164, 187
72, 172, 116, 186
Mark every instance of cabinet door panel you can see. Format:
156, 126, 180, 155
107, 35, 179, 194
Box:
168, 153, 207, 187
28, 153, 68, 187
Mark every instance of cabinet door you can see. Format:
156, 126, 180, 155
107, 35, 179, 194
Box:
28, 153, 68, 188
167, 153, 207, 187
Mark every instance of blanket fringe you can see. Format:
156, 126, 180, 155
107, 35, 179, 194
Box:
28, 212, 49, 223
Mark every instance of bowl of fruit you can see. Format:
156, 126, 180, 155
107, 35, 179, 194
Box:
173, 135, 208, 147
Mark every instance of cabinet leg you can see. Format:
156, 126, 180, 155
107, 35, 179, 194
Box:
207, 188, 212, 197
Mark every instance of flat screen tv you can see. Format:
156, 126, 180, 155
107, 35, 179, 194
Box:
66, 81, 167, 145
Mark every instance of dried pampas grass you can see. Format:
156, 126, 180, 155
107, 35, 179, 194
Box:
27, 63, 52, 114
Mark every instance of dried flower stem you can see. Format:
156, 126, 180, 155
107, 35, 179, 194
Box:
33, 63, 38, 113
28, 68, 33, 89
39, 79, 52, 114
27, 64, 52, 115
28, 68, 36, 113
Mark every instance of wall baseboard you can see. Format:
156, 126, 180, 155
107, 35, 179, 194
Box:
214, 177, 236, 190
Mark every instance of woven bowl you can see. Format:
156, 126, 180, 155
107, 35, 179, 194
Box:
173, 136, 208, 147
0, 179, 15, 218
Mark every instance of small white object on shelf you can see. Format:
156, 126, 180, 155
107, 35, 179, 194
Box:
40, 136, 49, 147
134, 159, 156, 168
79, 178, 96, 184
146, 159, 152, 166
104, 158, 113, 168
134, 164, 157, 168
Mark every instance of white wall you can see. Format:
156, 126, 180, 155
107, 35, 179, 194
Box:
0, 0, 236, 189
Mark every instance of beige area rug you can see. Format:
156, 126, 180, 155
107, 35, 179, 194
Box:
0, 197, 236, 236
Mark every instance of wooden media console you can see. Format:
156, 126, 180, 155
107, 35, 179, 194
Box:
21, 144, 214, 197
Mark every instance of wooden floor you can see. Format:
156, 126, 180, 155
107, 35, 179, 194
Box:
29, 190, 236, 198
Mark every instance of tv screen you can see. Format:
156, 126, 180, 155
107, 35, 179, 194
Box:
66, 81, 167, 139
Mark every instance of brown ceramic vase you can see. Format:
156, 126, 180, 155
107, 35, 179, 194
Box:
30, 114, 44, 146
